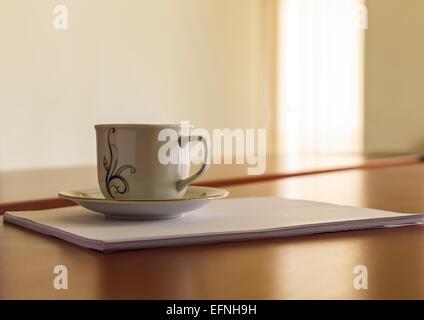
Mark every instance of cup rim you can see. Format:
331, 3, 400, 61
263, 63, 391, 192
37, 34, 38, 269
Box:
95, 123, 193, 129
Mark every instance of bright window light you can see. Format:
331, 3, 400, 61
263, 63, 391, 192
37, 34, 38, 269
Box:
277, 0, 364, 154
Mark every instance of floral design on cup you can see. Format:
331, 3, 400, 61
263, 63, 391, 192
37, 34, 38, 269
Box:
103, 128, 136, 198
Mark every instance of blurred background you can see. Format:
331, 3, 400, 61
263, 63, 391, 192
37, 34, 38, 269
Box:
0, 0, 423, 171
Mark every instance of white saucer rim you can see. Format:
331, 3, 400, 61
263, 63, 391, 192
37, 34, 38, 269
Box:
58, 186, 229, 203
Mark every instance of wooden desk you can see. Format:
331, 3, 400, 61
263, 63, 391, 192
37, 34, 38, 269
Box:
1, 160, 424, 299
0, 154, 408, 203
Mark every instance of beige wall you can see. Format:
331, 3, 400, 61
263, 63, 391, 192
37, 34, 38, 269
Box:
364, 0, 424, 154
0, 0, 276, 170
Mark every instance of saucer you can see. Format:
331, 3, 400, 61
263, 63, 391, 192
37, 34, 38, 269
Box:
58, 186, 229, 220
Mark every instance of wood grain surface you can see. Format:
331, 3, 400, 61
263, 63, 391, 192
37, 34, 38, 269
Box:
1, 159, 424, 299
0, 154, 420, 215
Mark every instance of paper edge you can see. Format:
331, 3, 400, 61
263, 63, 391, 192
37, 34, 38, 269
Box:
3, 211, 423, 252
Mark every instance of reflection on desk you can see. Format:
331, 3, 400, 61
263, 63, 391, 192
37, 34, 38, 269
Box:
1, 158, 424, 299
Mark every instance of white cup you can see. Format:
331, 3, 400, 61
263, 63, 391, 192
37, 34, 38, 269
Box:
95, 124, 210, 200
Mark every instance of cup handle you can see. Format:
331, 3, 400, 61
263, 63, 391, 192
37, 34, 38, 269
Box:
176, 135, 210, 191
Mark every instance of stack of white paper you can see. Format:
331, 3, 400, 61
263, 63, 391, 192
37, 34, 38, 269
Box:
3, 197, 423, 252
